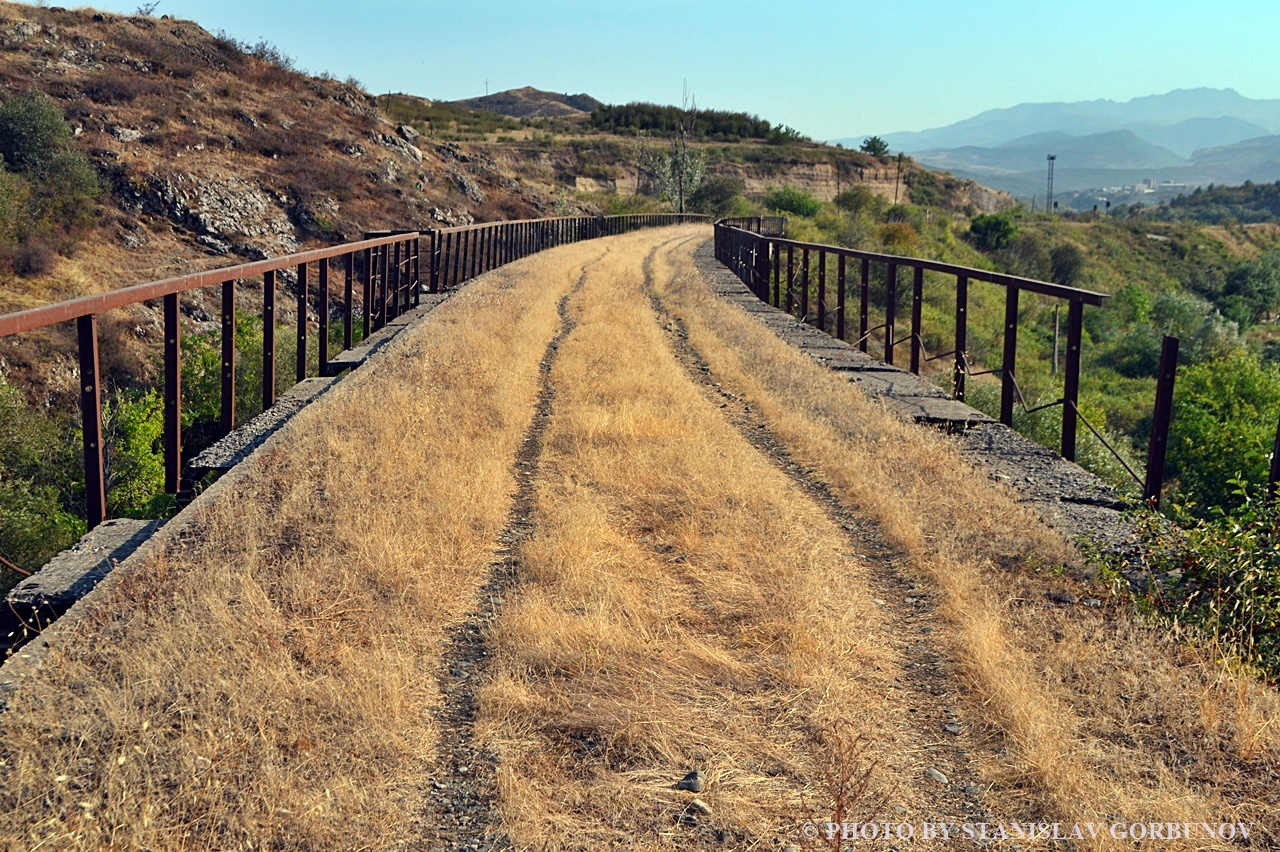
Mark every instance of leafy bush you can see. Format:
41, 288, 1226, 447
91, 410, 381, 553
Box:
1135, 484, 1280, 680
877, 221, 919, 253
967, 212, 1016, 252
1049, 243, 1085, 286
764, 185, 821, 217
104, 390, 170, 518
0, 90, 101, 272
689, 175, 744, 218
1165, 351, 1280, 513
10, 239, 56, 277
833, 185, 877, 217
0, 379, 84, 583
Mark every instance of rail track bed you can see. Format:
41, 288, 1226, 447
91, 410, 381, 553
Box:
0, 226, 1275, 850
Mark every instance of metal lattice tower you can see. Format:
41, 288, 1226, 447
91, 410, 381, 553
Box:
1046, 154, 1056, 215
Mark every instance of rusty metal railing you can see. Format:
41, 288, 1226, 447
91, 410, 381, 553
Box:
714, 219, 1109, 466
0, 213, 706, 534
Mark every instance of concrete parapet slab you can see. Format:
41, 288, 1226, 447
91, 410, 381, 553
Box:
2, 519, 162, 656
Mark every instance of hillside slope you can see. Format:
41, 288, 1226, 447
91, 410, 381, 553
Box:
450, 86, 602, 119
0, 2, 563, 311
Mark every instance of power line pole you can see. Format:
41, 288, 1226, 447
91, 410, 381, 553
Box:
1046, 154, 1056, 216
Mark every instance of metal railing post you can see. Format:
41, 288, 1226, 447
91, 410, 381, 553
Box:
910, 265, 924, 375
77, 315, 106, 529
817, 250, 827, 332
1062, 300, 1085, 461
222, 279, 237, 435
836, 254, 846, 341
953, 274, 967, 401
1000, 286, 1019, 427
1144, 335, 1179, 504
801, 248, 810, 322
318, 259, 330, 377
884, 262, 897, 365
296, 263, 308, 383
264, 270, 276, 409
343, 254, 354, 350
163, 293, 181, 494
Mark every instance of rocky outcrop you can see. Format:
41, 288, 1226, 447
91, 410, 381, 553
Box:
963, 181, 1017, 213
115, 170, 298, 257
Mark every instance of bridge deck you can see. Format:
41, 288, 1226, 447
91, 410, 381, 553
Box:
0, 227, 1261, 850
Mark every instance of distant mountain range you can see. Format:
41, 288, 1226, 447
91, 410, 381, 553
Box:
834, 89, 1280, 199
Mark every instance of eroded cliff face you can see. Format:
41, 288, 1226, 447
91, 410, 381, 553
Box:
547, 154, 1015, 214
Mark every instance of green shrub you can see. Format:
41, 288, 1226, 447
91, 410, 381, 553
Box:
689, 175, 744, 218
0, 379, 84, 583
1165, 351, 1280, 513
763, 185, 821, 217
0, 90, 101, 272
1134, 484, 1280, 680
104, 390, 170, 518
967, 212, 1016, 252
833, 185, 877, 217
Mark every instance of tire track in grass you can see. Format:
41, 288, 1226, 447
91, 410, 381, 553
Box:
411, 254, 602, 852
642, 238, 996, 836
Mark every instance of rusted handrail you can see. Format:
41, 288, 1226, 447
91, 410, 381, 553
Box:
1, 213, 707, 533
714, 219, 1107, 466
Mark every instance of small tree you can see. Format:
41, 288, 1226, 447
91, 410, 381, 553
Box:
632, 84, 706, 213
689, 175, 744, 217
763, 185, 821, 217
1049, 244, 1085, 286
0, 90, 72, 176
859, 136, 890, 158
834, 185, 877, 217
967, 212, 1016, 252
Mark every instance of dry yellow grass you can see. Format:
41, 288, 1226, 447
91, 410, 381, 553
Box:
477, 227, 978, 848
0, 242, 593, 849
654, 235, 1280, 849
3, 225, 1276, 850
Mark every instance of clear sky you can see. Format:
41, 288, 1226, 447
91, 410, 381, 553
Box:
64, 0, 1280, 141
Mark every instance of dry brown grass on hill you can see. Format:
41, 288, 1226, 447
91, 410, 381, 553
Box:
655, 236, 1280, 848
0, 244, 591, 849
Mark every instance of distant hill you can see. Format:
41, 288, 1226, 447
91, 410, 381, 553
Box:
838, 89, 1280, 201
1126, 116, 1272, 159
1189, 134, 1280, 171
450, 87, 603, 119
838, 88, 1280, 153
915, 130, 1184, 176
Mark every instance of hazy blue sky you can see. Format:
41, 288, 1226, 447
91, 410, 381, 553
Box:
69, 0, 1278, 141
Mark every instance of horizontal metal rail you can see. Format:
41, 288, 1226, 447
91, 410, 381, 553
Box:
714, 218, 1107, 468
0, 213, 707, 538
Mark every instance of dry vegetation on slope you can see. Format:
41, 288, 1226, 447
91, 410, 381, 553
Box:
0, 226, 1277, 850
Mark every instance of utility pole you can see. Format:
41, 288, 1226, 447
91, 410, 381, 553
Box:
484, 78, 490, 96
1046, 154, 1056, 216
894, 152, 903, 204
